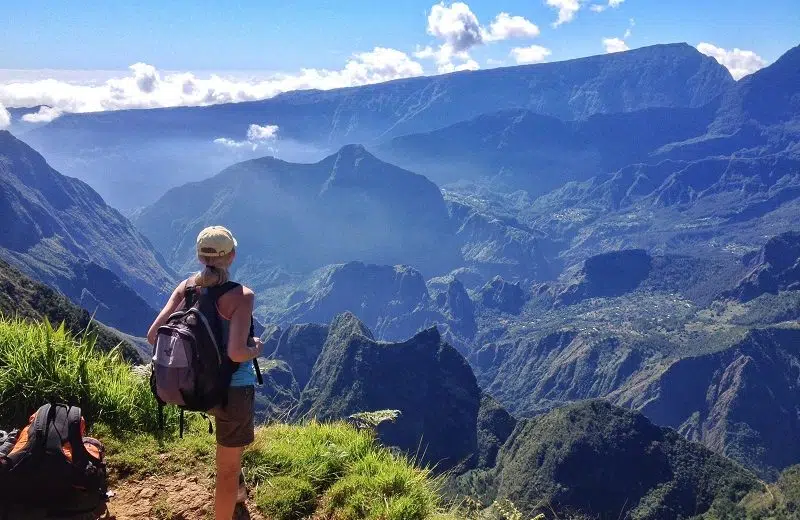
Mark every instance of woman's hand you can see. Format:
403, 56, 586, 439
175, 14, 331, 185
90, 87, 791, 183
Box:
248, 337, 265, 358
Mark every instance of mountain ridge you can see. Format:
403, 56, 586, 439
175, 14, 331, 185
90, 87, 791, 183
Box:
0, 131, 173, 334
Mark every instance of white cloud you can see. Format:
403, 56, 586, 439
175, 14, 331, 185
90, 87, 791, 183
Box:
215, 123, 280, 151
546, 0, 582, 26
21, 105, 63, 123
439, 59, 481, 73
0, 47, 423, 115
0, 103, 9, 130
247, 123, 279, 141
420, 2, 540, 72
484, 13, 540, 41
591, 0, 624, 12
213, 137, 250, 149
510, 45, 553, 65
427, 2, 484, 53
696, 42, 767, 80
602, 18, 634, 54
603, 38, 629, 53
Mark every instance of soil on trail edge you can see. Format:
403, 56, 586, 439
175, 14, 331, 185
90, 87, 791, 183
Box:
5, 473, 265, 520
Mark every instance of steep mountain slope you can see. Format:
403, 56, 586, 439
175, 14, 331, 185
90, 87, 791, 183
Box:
467, 245, 800, 477
722, 231, 800, 302
446, 195, 554, 281
0, 131, 173, 334
134, 145, 460, 279
295, 312, 481, 472
614, 326, 800, 479
258, 261, 482, 350
517, 154, 800, 271
24, 44, 732, 210
0, 257, 139, 359
273, 262, 444, 342
665, 44, 800, 160
376, 103, 718, 195
454, 400, 757, 520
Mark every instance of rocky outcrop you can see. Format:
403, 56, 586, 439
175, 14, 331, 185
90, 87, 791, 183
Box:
441, 278, 476, 339
479, 276, 526, 314
295, 312, 481, 471
266, 324, 330, 390
556, 249, 652, 306
724, 231, 800, 302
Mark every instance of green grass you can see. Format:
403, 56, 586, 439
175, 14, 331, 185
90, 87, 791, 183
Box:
244, 422, 442, 520
0, 318, 163, 431
0, 317, 446, 520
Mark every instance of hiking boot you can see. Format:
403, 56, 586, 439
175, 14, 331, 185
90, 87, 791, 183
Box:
237, 470, 247, 503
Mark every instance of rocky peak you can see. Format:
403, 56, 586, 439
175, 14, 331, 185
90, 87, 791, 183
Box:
296, 313, 481, 471
480, 276, 526, 314
724, 231, 800, 302
443, 278, 476, 337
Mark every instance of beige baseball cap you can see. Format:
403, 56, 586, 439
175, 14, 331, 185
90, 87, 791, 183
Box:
196, 226, 238, 257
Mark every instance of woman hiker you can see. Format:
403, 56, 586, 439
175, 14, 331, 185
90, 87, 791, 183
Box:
147, 225, 263, 520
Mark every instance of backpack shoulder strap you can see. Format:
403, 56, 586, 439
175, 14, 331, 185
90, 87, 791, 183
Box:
65, 406, 88, 468
183, 278, 200, 308
209, 281, 241, 300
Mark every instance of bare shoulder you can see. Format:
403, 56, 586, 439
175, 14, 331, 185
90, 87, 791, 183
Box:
171, 279, 188, 300
219, 283, 254, 315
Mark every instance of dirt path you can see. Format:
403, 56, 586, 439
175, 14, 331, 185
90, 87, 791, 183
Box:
5, 474, 265, 520
106, 473, 266, 520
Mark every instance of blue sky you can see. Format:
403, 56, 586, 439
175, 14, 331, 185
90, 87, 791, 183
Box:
0, 0, 798, 118
2, 0, 797, 71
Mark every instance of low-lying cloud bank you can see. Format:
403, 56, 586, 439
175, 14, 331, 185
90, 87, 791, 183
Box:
0, 47, 425, 121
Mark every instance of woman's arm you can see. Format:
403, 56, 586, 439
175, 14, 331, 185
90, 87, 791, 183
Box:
227, 289, 263, 363
146, 280, 187, 345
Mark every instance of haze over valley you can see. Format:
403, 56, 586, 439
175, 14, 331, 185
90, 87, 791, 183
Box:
2, 1, 799, 518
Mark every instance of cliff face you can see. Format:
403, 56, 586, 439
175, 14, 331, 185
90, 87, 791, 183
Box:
614, 327, 800, 478
295, 312, 481, 472
723, 231, 800, 302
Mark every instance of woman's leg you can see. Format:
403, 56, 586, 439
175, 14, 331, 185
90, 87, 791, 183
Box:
215, 444, 244, 520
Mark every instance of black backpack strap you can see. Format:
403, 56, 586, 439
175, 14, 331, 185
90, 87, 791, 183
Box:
44, 405, 69, 455
184, 279, 199, 308
65, 406, 88, 469
208, 281, 241, 300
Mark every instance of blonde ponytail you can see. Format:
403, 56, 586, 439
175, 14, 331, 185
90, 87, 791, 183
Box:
194, 251, 234, 287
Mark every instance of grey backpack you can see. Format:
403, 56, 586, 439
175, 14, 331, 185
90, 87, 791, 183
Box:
150, 281, 242, 433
